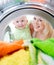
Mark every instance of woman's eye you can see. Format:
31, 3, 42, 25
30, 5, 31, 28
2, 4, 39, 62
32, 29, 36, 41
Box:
16, 21, 19, 23
34, 17, 36, 20
21, 20, 24, 22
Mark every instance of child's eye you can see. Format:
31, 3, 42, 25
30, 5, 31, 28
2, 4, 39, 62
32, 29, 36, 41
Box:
34, 17, 36, 20
21, 20, 24, 22
16, 21, 19, 23
39, 19, 42, 22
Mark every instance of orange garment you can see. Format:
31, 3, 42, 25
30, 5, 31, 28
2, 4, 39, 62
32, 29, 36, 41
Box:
0, 40, 24, 57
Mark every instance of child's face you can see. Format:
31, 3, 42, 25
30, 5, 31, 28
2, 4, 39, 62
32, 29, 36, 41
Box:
13, 16, 28, 29
32, 17, 45, 32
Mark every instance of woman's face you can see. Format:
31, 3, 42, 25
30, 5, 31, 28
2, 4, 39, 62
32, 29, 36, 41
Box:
13, 16, 28, 29
32, 17, 45, 32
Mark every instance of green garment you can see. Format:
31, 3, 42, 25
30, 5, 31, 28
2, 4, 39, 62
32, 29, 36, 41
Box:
12, 25, 31, 40
30, 38, 54, 58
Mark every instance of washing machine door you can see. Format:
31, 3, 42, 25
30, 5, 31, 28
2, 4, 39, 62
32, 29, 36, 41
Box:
0, 3, 54, 41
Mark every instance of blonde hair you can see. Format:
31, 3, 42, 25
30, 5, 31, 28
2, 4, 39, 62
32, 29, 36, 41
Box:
51, 29, 54, 38
42, 20, 54, 40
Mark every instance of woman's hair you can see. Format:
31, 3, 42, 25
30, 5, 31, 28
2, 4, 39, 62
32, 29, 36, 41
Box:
29, 18, 54, 40
42, 20, 53, 39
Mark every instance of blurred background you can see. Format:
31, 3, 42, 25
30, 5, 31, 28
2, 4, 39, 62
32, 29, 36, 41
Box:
0, 0, 54, 10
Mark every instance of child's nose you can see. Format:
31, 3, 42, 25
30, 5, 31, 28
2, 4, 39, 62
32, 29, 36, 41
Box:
19, 22, 22, 25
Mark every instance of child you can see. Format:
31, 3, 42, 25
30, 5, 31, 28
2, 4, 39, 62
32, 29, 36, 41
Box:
11, 15, 31, 41
29, 16, 54, 40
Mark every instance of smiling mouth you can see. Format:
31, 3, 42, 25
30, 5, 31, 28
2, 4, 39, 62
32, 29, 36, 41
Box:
18, 26, 22, 27
18, 25, 24, 27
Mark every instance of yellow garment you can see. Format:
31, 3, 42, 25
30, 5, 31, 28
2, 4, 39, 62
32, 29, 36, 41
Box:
0, 49, 30, 65
0, 45, 43, 65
